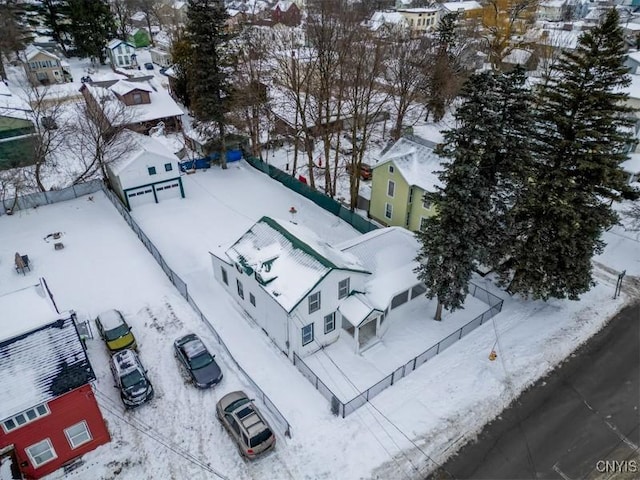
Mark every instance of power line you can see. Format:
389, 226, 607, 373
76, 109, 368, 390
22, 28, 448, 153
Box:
93, 388, 230, 480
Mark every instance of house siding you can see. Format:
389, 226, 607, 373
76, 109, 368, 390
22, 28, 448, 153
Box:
369, 161, 411, 228
407, 186, 437, 232
0, 385, 110, 479
24, 52, 63, 86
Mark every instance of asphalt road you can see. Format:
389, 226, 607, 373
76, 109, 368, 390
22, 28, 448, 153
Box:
429, 302, 640, 480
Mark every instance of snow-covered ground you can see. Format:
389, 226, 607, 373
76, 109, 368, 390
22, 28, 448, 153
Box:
1, 160, 637, 479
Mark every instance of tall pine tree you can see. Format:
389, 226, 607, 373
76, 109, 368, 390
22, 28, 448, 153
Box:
37, 0, 71, 55
415, 68, 534, 320
67, 0, 116, 64
500, 9, 638, 299
184, 0, 234, 169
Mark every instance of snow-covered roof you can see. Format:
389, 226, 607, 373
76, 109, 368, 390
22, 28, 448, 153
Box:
502, 48, 532, 65
368, 11, 408, 31
110, 80, 154, 96
24, 45, 60, 61
338, 227, 421, 312
0, 82, 33, 121
130, 11, 147, 22
372, 136, 443, 192
624, 22, 640, 32
83, 78, 184, 125
337, 293, 377, 327
627, 51, 640, 64
107, 39, 135, 51
441, 1, 482, 13
274, 1, 294, 11
398, 7, 439, 13
0, 291, 94, 421
109, 130, 180, 175
622, 154, 640, 174
224, 217, 368, 312
540, 0, 565, 7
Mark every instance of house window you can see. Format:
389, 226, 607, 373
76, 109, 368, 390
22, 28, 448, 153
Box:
65, 421, 92, 449
408, 187, 413, 203
133, 93, 143, 104
302, 323, 314, 346
411, 283, 427, 299
384, 202, 393, 220
420, 217, 429, 231
389, 165, 394, 173
324, 312, 335, 333
237, 279, 244, 299
221, 267, 228, 285
164, 163, 173, 172
118, 45, 123, 54
1, 404, 49, 433
148, 166, 156, 175
250, 293, 256, 306
118, 55, 123, 65
308, 291, 321, 313
26, 439, 56, 468
387, 180, 395, 197
391, 290, 409, 309
338, 278, 350, 299
124, 55, 130, 64
423, 198, 432, 210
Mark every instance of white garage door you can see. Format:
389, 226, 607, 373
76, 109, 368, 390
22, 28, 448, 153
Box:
155, 180, 181, 202
127, 187, 154, 208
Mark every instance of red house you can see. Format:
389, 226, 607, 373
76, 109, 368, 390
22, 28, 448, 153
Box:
0, 281, 110, 479
272, 1, 301, 27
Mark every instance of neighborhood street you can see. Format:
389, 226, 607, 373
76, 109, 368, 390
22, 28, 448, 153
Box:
430, 301, 640, 480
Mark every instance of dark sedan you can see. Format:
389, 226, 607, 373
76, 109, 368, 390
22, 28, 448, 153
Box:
174, 334, 223, 388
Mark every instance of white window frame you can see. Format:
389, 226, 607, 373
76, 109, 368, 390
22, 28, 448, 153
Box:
302, 323, 314, 346
250, 292, 256, 306
423, 198, 432, 210
26, 438, 57, 468
384, 202, 393, 220
388, 165, 394, 173
308, 291, 321, 314
221, 267, 228, 285
65, 421, 92, 449
338, 278, 350, 299
420, 216, 429, 231
1, 404, 50, 433
387, 180, 395, 198
324, 312, 335, 334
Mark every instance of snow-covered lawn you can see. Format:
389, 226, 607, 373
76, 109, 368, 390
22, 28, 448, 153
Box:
303, 293, 488, 400
1, 161, 637, 480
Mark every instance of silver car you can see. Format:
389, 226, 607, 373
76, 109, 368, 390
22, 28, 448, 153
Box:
216, 391, 276, 459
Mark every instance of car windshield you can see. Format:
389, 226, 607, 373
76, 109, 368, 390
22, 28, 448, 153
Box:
224, 397, 250, 413
250, 428, 273, 447
122, 370, 145, 389
189, 352, 213, 370
105, 323, 130, 341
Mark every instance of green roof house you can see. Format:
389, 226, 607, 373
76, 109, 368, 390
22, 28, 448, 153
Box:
128, 28, 150, 48
368, 135, 441, 232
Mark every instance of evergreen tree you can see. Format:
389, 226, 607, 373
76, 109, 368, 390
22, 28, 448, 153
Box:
184, 0, 234, 169
501, 9, 638, 299
37, 0, 71, 55
67, 0, 116, 64
415, 68, 534, 320
0, 0, 33, 79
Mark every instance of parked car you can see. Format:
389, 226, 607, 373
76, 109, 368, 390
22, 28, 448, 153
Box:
216, 391, 276, 459
110, 349, 154, 408
346, 162, 372, 180
144, 62, 154, 70
95, 309, 137, 353
174, 333, 223, 388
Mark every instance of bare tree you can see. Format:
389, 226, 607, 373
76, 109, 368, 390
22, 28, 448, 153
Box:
384, 31, 427, 140
533, 27, 572, 80
112, 0, 137, 41
133, 0, 163, 46
65, 90, 135, 184
342, 32, 389, 209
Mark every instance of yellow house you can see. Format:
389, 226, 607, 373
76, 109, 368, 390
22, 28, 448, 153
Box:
397, 7, 439, 36
23, 46, 71, 86
368, 136, 441, 232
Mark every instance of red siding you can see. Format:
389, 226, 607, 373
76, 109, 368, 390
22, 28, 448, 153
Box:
0, 385, 110, 479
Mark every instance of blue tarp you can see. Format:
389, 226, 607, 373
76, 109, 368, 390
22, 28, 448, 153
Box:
179, 149, 243, 172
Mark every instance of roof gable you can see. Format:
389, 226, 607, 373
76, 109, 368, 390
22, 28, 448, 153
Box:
107, 39, 135, 51
225, 217, 368, 312
0, 316, 95, 421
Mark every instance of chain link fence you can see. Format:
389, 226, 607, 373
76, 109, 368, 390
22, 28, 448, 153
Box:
99, 185, 292, 437
294, 283, 504, 418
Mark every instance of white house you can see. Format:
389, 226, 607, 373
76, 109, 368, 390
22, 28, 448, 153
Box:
150, 47, 172, 68
106, 131, 185, 209
621, 154, 640, 184
211, 219, 426, 358
537, 0, 565, 21
106, 39, 137, 68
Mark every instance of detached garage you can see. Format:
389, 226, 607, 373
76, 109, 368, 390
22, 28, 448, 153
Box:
107, 131, 185, 210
